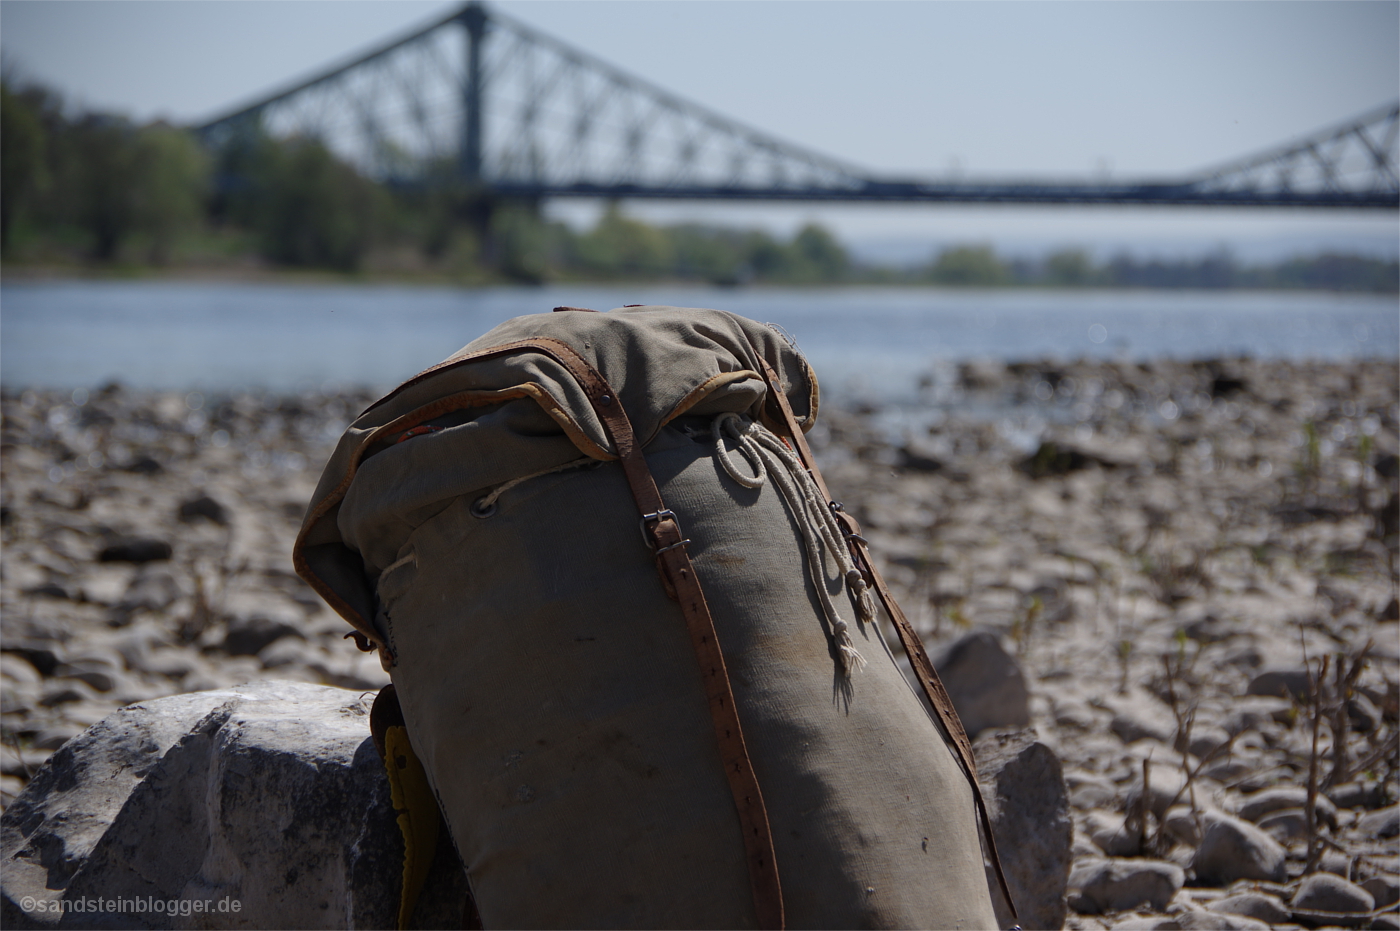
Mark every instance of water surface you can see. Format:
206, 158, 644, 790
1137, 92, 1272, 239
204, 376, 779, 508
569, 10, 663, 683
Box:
3, 281, 1394, 403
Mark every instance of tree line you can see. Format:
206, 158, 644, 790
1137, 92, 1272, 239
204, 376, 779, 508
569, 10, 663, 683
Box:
2, 78, 1395, 292
923, 245, 1399, 293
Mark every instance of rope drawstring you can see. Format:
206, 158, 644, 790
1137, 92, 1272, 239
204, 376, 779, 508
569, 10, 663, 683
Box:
473, 457, 594, 517
712, 413, 871, 679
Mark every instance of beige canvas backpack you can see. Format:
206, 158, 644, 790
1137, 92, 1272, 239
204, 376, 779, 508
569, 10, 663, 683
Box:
295, 305, 1015, 929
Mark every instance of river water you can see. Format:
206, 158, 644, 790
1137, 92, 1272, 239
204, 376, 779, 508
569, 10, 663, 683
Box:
2, 280, 1395, 404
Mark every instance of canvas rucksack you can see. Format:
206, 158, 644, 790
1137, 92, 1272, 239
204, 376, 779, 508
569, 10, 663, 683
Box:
294, 305, 1015, 929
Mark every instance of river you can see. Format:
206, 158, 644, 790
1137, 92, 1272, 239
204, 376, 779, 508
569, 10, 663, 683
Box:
2, 280, 1395, 404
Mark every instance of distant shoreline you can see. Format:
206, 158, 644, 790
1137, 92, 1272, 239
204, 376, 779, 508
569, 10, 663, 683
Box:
3, 261, 1399, 295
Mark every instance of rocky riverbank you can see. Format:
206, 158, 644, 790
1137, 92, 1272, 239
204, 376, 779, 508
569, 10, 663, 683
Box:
2, 356, 1397, 928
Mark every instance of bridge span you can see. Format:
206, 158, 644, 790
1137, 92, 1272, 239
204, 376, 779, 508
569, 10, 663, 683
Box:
198, 2, 1399, 211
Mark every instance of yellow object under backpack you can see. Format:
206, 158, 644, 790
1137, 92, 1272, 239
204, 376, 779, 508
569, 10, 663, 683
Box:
370, 685, 440, 931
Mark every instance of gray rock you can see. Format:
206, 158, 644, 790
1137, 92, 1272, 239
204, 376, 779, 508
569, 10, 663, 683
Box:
1359, 803, 1400, 838
1191, 814, 1287, 884
1326, 780, 1390, 810
1, 681, 471, 930
897, 441, 945, 472
1085, 810, 1141, 857
1068, 858, 1184, 914
97, 537, 172, 564
49, 661, 117, 694
1123, 767, 1219, 819
120, 567, 184, 612
177, 494, 229, 526
1238, 785, 1337, 827
1290, 872, 1376, 914
1254, 807, 1309, 842
1347, 692, 1383, 732
1361, 874, 1400, 909
38, 679, 97, 708
1177, 725, 1231, 760
1111, 918, 1180, 930
258, 638, 313, 669
1, 657, 43, 715
1071, 829, 1102, 860
1, 655, 43, 686
1111, 709, 1174, 745
1174, 911, 1269, 930
125, 646, 200, 679
974, 728, 1071, 931
1209, 892, 1291, 924
30, 723, 85, 752
1317, 849, 1353, 878
935, 631, 1030, 738
1161, 805, 1213, 847
222, 616, 302, 657
1220, 696, 1292, 735
1066, 772, 1119, 811
1197, 756, 1260, 785
1053, 699, 1099, 731
1245, 668, 1313, 702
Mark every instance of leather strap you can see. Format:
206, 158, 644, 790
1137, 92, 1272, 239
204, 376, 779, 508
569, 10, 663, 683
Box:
468, 338, 785, 930
754, 357, 1019, 925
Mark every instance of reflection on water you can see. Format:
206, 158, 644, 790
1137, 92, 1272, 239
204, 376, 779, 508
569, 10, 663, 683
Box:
2, 280, 1395, 404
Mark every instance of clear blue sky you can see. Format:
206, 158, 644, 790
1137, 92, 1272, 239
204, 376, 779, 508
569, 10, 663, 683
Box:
3, 0, 1397, 262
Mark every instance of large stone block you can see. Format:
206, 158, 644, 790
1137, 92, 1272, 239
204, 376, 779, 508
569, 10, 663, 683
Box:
975, 727, 1073, 930
1, 681, 470, 930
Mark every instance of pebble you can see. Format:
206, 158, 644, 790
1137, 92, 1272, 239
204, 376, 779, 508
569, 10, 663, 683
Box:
1123, 767, 1219, 820
1086, 809, 1140, 857
1111, 917, 1180, 930
1192, 815, 1288, 884
1362, 874, 1400, 909
1209, 892, 1291, 924
1067, 772, 1121, 811
1177, 726, 1231, 760
933, 631, 1030, 737
1110, 709, 1175, 745
1253, 807, 1309, 842
223, 615, 303, 657
1238, 785, 1337, 827
1217, 698, 1293, 739
1290, 871, 1376, 914
1359, 804, 1400, 839
97, 536, 173, 564
1173, 911, 1269, 930
1325, 780, 1390, 810
1068, 858, 1184, 913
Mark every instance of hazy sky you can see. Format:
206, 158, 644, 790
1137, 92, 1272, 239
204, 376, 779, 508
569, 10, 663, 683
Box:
3, 0, 1397, 260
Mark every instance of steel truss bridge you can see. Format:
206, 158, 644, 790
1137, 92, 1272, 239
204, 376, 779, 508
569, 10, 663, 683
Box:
197, 2, 1399, 211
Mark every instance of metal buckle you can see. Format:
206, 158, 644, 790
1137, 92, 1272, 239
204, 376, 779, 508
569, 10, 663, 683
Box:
639, 509, 677, 547
655, 538, 692, 555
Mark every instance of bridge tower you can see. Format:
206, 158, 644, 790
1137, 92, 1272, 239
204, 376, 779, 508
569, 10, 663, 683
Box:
459, 1, 486, 184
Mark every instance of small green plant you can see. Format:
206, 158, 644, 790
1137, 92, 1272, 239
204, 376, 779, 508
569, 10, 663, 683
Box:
1356, 432, 1374, 510
1295, 420, 1322, 492
1010, 594, 1043, 657
1117, 638, 1134, 694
